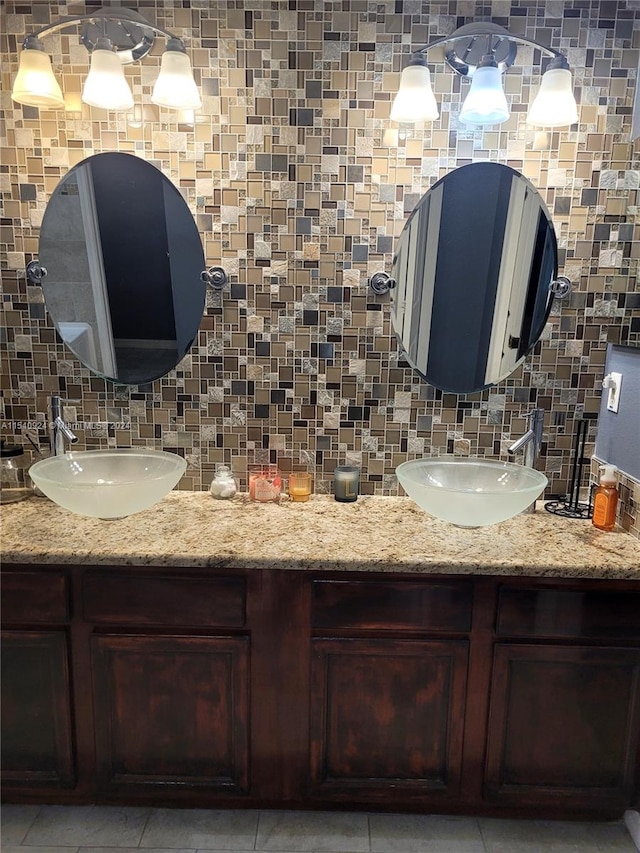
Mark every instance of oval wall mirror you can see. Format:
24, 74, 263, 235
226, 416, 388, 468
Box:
37, 152, 206, 385
390, 162, 558, 394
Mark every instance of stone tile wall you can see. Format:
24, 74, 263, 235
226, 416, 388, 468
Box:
1, 0, 639, 536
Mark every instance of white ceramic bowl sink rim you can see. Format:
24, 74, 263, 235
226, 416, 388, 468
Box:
30, 448, 185, 486
29, 448, 186, 519
396, 457, 548, 527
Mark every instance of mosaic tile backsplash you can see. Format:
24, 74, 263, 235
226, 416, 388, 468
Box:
1, 0, 639, 537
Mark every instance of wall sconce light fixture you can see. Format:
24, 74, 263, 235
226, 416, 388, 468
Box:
11, 7, 202, 112
391, 23, 578, 128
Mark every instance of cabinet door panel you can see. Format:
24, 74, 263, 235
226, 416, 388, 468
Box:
92, 634, 249, 794
485, 643, 640, 808
310, 638, 468, 801
311, 580, 473, 632
1, 631, 75, 788
497, 587, 640, 640
1, 571, 69, 624
84, 572, 245, 627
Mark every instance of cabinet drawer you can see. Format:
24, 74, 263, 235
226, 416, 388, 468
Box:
311, 580, 472, 632
83, 571, 246, 627
497, 586, 640, 640
1, 571, 69, 624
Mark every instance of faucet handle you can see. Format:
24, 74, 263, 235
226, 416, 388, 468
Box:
525, 407, 544, 426
49, 394, 82, 404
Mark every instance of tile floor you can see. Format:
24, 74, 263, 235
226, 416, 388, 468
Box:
0, 805, 637, 853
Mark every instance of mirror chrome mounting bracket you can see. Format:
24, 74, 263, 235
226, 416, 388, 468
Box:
369, 272, 396, 295
26, 260, 47, 284
550, 276, 572, 299
201, 266, 228, 290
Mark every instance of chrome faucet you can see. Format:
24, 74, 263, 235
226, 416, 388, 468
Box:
49, 396, 78, 456
508, 408, 544, 513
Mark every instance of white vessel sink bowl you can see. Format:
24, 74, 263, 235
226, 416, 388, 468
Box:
396, 457, 548, 528
29, 449, 186, 519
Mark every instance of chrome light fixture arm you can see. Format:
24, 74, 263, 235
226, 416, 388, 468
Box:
411, 23, 566, 73
20, 9, 180, 62
12, 6, 201, 112
393, 22, 577, 128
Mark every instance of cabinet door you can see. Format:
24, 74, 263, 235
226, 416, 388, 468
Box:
485, 643, 640, 809
92, 634, 249, 794
1, 631, 75, 788
309, 638, 468, 802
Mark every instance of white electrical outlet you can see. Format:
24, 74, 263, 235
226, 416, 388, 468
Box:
603, 371, 623, 413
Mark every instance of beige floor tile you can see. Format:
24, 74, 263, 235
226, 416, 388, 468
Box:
79, 848, 195, 853
369, 812, 484, 852
480, 817, 602, 853
587, 821, 639, 852
255, 810, 370, 852
24, 805, 150, 847
3, 848, 78, 853
1, 804, 42, 844
140, 809, 259, 849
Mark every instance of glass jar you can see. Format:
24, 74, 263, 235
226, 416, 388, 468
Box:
209, 464, 238, 500
288, 471, 313, 502
248, 464, 282, 502
0, 442, 34, 504
333, 465, 360, 502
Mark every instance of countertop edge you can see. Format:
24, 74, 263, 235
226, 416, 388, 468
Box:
2, 551, 640, 581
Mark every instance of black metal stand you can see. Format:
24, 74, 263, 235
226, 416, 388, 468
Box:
545, 419, 593, 520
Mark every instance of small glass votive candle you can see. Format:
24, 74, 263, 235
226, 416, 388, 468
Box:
333, 465, 360, 502
288, 472, 312, 502
248, 464, 282, 502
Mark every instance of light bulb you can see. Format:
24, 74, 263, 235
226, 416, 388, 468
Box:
390, 59, 439, 123
12, 39, 64, 109
527, 66, 578, 128
152, 39, 202, 110
82, 38, 134, 111
460, 60, 509, 125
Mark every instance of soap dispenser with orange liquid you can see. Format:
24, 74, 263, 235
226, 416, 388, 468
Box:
592, 464, 619, 532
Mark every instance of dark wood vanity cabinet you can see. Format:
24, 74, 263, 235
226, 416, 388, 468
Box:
309, 637, 469, 801
91, 633, 250, 794
485, 586, 640, 812
1, 571, 75, 789
485, 643, 640, 808
1, 564, 639, 818
84, 570, 250, 797
308, 580, 473, 803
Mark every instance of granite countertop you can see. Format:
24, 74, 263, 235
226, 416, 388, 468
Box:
2, 492, 639, 580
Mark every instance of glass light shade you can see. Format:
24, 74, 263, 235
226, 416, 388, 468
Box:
12, 48, 64, 108
526, 67, 578, 127
152, 50, 202, 110
390, 63, 439, 123
82, 47, 134, 111
460, 64, 509, 125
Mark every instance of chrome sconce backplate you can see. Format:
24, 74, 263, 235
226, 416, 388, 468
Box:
444, 22, 518, 76
79, 8, 156, 63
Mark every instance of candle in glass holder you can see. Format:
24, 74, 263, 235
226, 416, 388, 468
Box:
333, 465, 360, 502
288, 472, 312, 502
248, 464, 282, 502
